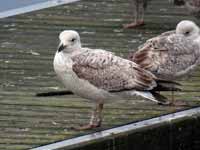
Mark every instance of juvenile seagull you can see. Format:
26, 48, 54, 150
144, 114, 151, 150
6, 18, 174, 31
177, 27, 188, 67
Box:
128, 20, 200, 104
54, 30, 178, 130
128, 20, 200, 79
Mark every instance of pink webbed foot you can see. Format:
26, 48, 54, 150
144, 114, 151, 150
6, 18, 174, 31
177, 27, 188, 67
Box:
123, 21, 145, 29
73, 122, 101, 130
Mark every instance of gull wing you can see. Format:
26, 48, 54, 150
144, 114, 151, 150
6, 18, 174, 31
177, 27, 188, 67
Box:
72, 49, 157, 92
128, 34, 200, 78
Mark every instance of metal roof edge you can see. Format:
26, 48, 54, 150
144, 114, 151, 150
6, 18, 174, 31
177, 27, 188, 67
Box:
31, 107, 200, 150
0, 0, 80, 19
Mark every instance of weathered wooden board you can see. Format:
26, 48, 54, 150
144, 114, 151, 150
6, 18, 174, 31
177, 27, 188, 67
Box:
0, 0, 200, 149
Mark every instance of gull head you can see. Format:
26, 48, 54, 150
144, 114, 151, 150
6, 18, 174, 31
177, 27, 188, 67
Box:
176, 20, 200, 40
57, 30, 81, 53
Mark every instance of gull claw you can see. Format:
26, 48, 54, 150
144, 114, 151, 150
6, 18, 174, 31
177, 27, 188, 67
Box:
72, 123, 101, 130
123, 21, 145, 29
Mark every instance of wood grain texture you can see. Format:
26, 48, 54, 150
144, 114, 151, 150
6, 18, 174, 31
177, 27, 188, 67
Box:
0, 0, 200, 149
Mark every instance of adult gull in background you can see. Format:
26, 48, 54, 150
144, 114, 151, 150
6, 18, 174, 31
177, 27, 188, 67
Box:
53, 30, 179, 130
128, 20, 200, 104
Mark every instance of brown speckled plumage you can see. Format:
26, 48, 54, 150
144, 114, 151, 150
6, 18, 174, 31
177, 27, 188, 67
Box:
72, 49, 156, 92
54, 30, 182, 129
128, 32, 200, 79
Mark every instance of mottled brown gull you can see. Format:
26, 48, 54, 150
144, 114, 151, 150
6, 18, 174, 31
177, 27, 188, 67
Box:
53, 30, 178, 130
128, 20, 200, 105
128, 20, 200, 79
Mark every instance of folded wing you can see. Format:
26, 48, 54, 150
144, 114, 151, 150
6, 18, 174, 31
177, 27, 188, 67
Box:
72, 49, 157, 92
128, 34, 200, 79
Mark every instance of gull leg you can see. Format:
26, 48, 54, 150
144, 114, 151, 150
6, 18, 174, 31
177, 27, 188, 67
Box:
123, 0, 143, 28
138, 0, 145, 26
75, 102, 104, 130
169, 85, 187, 107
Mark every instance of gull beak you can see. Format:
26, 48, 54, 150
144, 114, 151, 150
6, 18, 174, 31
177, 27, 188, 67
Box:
57, 43, 65, 52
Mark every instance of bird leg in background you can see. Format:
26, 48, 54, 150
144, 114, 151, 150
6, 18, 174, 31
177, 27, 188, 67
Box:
75, 102, 104, 130
139, 0, 145, 25
123, 0, 145, 28
170, 84, 187, 106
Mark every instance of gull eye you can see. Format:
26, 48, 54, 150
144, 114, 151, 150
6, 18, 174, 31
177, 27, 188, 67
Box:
71, 38, 76, 42
185, 31, 190, 35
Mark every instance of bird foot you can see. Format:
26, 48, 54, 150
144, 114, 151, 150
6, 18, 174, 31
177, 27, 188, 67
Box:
123, 21, 145, 28
73, 123, 101, 130
72, 102, 103, 130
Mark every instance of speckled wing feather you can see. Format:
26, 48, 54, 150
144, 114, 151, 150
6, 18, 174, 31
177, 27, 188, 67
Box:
72, 49, 156, 92
137, 30, 175, 50
128, 34, 200, 79
160, 30, 175, 36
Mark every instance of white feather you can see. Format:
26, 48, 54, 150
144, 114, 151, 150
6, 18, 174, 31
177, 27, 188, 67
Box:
134, 91, 159, 103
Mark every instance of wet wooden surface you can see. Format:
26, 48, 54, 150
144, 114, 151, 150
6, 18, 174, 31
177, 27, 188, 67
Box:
0, 0, 200, 149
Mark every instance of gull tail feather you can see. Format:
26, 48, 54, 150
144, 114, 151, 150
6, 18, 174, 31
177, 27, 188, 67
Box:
156, 79, 181, 86
134, 91, 168, 105
154, 79, 182, 92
